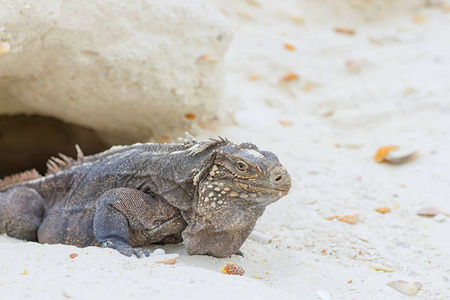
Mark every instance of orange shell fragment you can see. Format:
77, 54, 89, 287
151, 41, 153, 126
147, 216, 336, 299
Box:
375, 207, 391, 214
280, 72, 299, 82
338, 213, 358, 225
155, 255, 178, 265
289, 15, 305, 23
284, 43, 295, 51
325, 214, 358, 224
249, 74, 260, 81
220, 263, 245, 276
280, 120, 294, 127
374, 145, 398, 163
185, 113, 196, 120
335, 27, 356, 35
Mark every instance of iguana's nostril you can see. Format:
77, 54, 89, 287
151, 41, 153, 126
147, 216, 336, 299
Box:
270, 167, 291, 192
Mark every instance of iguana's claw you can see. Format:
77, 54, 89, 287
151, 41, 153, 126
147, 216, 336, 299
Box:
101, 241, 150, 258
132, 248, 151, 258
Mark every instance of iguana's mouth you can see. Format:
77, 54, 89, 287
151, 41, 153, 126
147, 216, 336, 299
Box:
232, 180, 290, 196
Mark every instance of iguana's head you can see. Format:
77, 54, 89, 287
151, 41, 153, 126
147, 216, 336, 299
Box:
184, 139, 291, 257
196, 142, 291, 225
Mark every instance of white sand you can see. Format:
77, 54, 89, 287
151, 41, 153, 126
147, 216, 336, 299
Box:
1, 1, 450, 299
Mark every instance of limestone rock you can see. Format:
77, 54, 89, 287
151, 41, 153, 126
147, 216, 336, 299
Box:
0, 0, 232, 141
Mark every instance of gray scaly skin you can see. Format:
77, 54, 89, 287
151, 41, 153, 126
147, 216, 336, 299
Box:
0, 134, 291, 258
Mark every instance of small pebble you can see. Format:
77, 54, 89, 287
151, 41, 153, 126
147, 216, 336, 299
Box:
396, 241, 411, 248
249, 231, 271, 244
433, 214, 446, 222
152, 248, 166, 256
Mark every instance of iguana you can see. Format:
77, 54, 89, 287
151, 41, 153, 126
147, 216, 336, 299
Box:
0, 134, 291, 258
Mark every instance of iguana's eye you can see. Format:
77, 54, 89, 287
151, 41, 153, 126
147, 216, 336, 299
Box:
236, 161, 248, 172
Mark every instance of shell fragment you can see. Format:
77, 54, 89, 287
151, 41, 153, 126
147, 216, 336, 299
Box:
416, 206, 445, 217
249, 230, 272, 244
155, 254, 179, 265
0, 42, 10, 55
374, 146, 417, 164
387, 280, 422, 296
370, 264, 394, 273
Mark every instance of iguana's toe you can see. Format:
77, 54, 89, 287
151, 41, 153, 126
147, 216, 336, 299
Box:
132, 248, 150, 258
101, 241, 148, 258
101, 240, 115, 249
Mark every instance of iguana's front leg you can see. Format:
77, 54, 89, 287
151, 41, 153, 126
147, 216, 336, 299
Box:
94, 187, 183, 258
182, 216, 254, 258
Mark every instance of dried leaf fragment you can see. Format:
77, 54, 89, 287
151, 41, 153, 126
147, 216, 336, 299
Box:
345, 60, 363, 72
302, 84, 312, 92
196, 55, 218, 63
220, 263, 245, 276
0, 42, 10, 55
338, 213, 358, 225
375, 207, 390, 214
156, 135, 171, 144
322, 111, 334, 118
334, 27, 355, 35
246, 0, 261, 6
69, 253, 78, 259
284, 43, 295, 51
387, 280, 422, 296
280, 72, 299, 82
279, 120, 294, 127
416, 206, 444, 217
199, 117, 220, 131
374, 145, 398, 162
249, 74, 260, 81
237, 11, 253, 20
413, 14, 425, 23
289, 15, 305, 24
